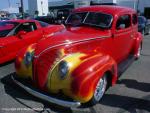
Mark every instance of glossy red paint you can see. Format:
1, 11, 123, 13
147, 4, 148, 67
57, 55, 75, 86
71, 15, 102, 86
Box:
15, 6, 143, 105
0, 20, 65, 64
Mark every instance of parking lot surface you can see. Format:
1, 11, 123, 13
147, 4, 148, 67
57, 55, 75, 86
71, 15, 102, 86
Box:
0, 35, 150, 113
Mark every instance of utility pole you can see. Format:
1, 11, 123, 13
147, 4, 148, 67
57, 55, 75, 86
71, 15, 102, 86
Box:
8, 0, 10, 8
20, 0, 24, 19
137, 0, 140, 12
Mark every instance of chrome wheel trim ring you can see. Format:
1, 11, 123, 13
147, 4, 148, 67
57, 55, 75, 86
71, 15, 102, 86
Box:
94, 76, 107, 102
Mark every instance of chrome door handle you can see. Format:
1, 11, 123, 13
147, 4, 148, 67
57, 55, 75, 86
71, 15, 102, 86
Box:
130, 35, 133, 38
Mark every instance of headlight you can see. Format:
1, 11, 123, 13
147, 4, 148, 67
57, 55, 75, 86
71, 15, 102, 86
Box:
24, 52, 34, 66
58, 61, 69, 79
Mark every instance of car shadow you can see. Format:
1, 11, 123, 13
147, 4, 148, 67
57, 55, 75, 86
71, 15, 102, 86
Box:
1, 74, 150, 113
117, 79, 150, 92
0, 74, 73, 113
100, 94, 150, 113
0, 60, 14, 67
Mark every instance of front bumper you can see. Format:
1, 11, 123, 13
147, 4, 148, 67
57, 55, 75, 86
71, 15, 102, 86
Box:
11, 74, 81, 108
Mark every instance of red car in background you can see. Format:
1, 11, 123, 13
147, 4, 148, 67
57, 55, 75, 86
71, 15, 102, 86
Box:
0, 19, 65, 64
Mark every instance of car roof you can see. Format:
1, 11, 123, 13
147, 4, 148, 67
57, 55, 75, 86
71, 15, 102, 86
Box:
5, 19, 37, 23
74, 5, 136, 16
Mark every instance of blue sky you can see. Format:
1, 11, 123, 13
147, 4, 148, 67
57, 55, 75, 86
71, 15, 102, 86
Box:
0, 0, 28, 10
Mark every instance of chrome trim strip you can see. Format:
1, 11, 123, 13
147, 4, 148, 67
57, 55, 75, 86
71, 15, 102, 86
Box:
34, 35, 111, 58
11, 75, 81, 108
114, 31, 132, 37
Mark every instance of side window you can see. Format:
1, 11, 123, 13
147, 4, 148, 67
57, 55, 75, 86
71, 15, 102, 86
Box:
132, 14, 137, 25
116, 14, 131, 30
15, 22, 37, 34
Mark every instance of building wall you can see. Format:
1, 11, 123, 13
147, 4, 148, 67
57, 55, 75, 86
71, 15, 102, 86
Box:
92, 0, 150, 13
116, 0, 137, 10
28, 0, 48, 16
74, 0, 91, 8
28, 0, 37, 16
138, 0, 150, 13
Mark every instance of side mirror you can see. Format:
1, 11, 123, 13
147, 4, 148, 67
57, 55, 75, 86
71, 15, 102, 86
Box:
17, 31, 27, 38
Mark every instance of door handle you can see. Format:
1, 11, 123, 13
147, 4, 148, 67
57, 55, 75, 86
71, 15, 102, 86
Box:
130, 35, 133, 38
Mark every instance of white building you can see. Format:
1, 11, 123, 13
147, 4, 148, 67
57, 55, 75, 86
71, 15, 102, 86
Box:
28, 0, 48, 16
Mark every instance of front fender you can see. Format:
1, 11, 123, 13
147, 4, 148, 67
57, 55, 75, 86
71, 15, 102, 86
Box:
71, 54, 117, 103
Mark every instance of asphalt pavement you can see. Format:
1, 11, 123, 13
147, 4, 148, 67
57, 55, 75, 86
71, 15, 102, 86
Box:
0, 35, 150, 113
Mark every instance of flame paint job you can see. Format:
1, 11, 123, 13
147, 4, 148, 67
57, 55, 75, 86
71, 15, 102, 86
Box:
15, 44, 36, 79
15, 6, 143, 104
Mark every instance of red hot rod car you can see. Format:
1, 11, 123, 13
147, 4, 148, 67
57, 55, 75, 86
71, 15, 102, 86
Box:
12, 6, 143, 107
0, 19, 64, 64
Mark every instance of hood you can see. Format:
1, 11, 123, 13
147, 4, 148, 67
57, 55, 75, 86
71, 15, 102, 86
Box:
34, 26, 111, 56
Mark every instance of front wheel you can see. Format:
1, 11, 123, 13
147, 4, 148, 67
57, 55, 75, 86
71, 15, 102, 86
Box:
90, 74, 107, 105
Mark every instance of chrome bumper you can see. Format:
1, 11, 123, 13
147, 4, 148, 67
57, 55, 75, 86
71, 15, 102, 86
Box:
11, 75, 81, 108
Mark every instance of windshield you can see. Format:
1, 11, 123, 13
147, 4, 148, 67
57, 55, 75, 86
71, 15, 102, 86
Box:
0, 21, 19, 37
66, 12, 113, 28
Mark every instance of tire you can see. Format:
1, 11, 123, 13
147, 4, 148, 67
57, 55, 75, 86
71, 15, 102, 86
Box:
89, 74, 107, 105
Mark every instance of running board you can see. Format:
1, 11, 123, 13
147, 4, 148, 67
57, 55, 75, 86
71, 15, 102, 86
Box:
118, 55, 135, 77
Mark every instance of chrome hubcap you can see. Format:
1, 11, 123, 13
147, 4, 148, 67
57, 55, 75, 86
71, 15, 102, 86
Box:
94, 76, 107, 101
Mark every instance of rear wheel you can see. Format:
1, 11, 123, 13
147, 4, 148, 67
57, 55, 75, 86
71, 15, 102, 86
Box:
90, 74, 107, 105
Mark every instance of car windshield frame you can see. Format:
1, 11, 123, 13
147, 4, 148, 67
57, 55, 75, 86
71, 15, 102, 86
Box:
65, 11, 113, 29
0, 21, 19, 37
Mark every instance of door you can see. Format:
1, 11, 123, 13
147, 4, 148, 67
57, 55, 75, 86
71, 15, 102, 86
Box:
0, 35, 25, 62
15, 22, 43, 46
113, 14, 134, 63
17, 22, 43, 46
1, 22, 43, 61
